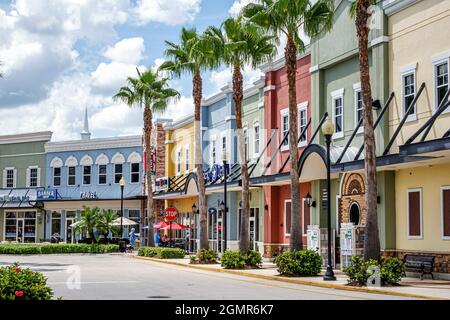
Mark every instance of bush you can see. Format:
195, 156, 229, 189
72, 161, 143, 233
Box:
221, 250, 246, 269
245, 250, 262, 267
275, 250, 322, 276
343, 256, 406, 286
137, 247, 185, 259
0, 244, 119, 255
190, 249, 219, 264
0, 263, 54, 300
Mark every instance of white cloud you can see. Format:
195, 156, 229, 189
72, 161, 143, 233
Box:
162, 95, 194, 121
91, 62, 146, 94
229, 0, 257, 18
135, 0, 201, 26
103, 37, 145, 64
209, 66, 264, 92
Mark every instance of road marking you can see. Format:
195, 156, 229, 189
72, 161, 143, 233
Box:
48, 281, 138, 285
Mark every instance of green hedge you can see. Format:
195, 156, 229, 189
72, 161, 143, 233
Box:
137, 247, 185, 259
275, 250, 322, 276
190, 249, 219, 264
0, 244, 119, 255
221, 250, 262, 269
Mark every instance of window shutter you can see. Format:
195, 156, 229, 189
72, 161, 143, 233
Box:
37, 168, 41, 187
408, 191, 421, 237
26, 167, 30, 188
13, 169, 17, 188
2, 169, 6, 188
443, 189, 450, 237
285, 202, 292, 235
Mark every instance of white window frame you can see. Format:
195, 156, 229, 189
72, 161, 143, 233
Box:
221, 134, 227, 161
243, 126, 249, 161
26, 166, 40, 188
401, 63, 417, 122
211, 135, 217, 165
67, 166, 76, 187
331, 88, 345, 139
114, 163, 123, 184
298, 102, 309, 147
280, 108, 289, 151
253, 121, 260, 158
53, 167, 62, 187
130, 162, 140, 184
185, 144, 190, 172
98, 164, 107, 185
176, 148, 182, 176
82, 165, 92, 186
302, 198, 312, 237
441, 186, 450, 240
284, 199, 291, 237
3, 167, 16, 189
353, 83, 364, 134
433, 57, 450, 113
407, 188, 423, 240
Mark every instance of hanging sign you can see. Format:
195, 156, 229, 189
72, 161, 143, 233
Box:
164, 207, 179, 222
307, 225, 320, 253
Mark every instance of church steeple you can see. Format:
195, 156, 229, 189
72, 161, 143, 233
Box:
80, 106, 91, 141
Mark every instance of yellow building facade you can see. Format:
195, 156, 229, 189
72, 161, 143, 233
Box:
385, 0, 450, 274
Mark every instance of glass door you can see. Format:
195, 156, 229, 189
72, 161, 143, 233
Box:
17, 219, 24, 243
65, 211, 76, 243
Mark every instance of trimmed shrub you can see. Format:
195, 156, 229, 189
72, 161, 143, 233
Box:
137, 247, 158, 257
343, 256, 406, 286
137, 247, 185, 259
275, 249, 322, 276
0, 263, 54, 300
0, 244, 119, 255
191, 249, 219, 264
221, 250, 246, 269
245, 250, 262, 267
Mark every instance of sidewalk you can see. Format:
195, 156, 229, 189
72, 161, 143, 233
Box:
134, 256, 450, 300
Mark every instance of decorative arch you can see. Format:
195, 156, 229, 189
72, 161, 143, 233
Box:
80, 155, 94, 166
127, 151, 142, 163
184, 172, 199, 196
111, 152, 125, 164
338, 172, 367, 227
65, 156, 78, 167
50, 157, 63, 168
297, 144, 328, 181
95, 153, 109, 165
342, 173, 365, 196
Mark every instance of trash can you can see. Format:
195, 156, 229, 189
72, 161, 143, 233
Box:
118, 240, 127, 253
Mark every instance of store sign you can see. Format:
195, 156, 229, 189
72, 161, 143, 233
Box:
204, 164, 229, 184
0, 194, 30, 202
155, 177, 169, 192
37, 189, 57, 200
80, 191, 98, 200
307, 225, 320, 253
164, 207, 179, 221
340, 223, 356, 268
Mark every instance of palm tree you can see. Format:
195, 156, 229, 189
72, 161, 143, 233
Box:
350, 0, 380, 260
74, 206, 100, 243
204, 18, 276, 253
243, 0, 334, 250
96, 209, 119, 241
114, 68, 180, 247
159, 28, 219, 250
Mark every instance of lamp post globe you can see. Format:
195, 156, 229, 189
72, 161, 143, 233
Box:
322, 117, 336, 281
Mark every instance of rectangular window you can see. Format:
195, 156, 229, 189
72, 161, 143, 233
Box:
303, 199, 311, 236
282, 113, 289, 147
285, 200, 291, 236
68, 166, 76, 186
254, 125, 260, 155
442, 187, 450, 239
51, 212, 61, 236
435, 62, 449, 110
244, 128, 249, 161
355, 90, 363, 128
114, 164, 123, 184
222, 136, 226, 152
131, 163, 140, 183
298, 107, 307, 144
176, 149, 182, 174
53, 167, 61, 186
6, 169, 15, 188
29, 168, 38, 187
407, 189, 422, 238
185, 146, 190, 172
98, 165, 107, 185
211, 140, 216, 164
83, 166, 91, 185
403, 73, 416, 118
334, 97, 343, 135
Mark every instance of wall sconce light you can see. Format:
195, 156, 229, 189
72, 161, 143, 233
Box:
305, 193, 316, 208
372, 99, 382, 110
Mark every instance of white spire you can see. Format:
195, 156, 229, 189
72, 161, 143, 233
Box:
80, 106, 91, 140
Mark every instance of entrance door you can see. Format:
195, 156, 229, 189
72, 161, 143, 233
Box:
17, 219, 24, 243
65, 218, 74, 243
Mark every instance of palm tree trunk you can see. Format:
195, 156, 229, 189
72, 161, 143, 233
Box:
144, 106, 155, 247
233, 64, 250, 254
194, 70, 209, 250
356, 0, 380, 260
286, 34, 302, 250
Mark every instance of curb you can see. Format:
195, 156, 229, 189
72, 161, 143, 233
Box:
134, 256, 447, 300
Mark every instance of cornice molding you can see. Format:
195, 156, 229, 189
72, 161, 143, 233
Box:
45, 135, 142, 153
0, 131, 53, 145
383, 0, 419, 16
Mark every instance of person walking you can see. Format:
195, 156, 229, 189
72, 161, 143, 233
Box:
129, 228, 136, 251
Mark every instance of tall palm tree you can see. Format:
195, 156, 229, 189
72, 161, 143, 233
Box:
96, 209, 119, 241
350, 0, 380, 260
74, 206, 100, 244
159, 28, 219, 250
114, 68, 180, 247
243, 0, 334, 250
204, 18, 276, 253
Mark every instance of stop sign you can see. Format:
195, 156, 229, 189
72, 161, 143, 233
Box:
164, 207, 179, 222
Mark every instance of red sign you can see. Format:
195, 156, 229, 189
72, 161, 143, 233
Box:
164, 207, 179, 222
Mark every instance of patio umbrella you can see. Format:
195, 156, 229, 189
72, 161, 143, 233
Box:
160, 222, 189, 230
112, 217, 138, 226
154, 221, 170, 229
69, 221, 82, 228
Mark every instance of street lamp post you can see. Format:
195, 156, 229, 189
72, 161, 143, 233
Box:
119, 177, 126, 238
221, 150, 228, 252
322, 117, 336, 281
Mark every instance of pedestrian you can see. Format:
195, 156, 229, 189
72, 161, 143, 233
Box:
129, 228, 136, 251
154, 229, 161, 247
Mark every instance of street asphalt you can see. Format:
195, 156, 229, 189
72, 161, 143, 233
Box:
0, 254, 418, 300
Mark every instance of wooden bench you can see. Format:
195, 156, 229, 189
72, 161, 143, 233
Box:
404, 255, 435, 280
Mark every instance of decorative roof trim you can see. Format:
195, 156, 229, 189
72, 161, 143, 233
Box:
45, 135, 142, 153
0, 131, 52, 145
383, 0, 419, 16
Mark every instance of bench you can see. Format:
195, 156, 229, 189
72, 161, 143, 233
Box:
404, 255, 435, 280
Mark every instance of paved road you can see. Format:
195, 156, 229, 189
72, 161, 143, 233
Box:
0, 254, 416, 300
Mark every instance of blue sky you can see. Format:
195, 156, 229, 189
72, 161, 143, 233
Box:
0, 0, 261, 141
